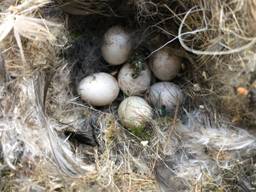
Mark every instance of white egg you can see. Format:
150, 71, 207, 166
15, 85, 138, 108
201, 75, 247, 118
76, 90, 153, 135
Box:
150, 48, 181, 81
101, 26, 132, 65
147, 82, 183, 113
118, 96, 153, 129
118, 63, 151, 96
77, 72, 120, 106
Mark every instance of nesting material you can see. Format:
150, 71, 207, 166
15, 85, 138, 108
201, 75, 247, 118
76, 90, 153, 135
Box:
0, 53, 5, 82
54, 0, 115, 16
147, 82, 183, 113
155, 109, 256, 192
101, 26, 132, 65
77, 72, 119, 106
118, 63, 151, 96
150, 48, 181, 81
118, 96, 153, 129
1, 0, 256, 191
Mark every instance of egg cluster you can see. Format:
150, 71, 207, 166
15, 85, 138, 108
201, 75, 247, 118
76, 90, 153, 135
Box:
77, 26, 184, 130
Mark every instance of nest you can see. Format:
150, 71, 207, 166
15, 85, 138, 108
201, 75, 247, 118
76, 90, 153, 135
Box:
0, 0, 256, 191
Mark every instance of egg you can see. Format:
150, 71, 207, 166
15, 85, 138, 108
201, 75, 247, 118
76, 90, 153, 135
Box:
150, 48, 181, 81
77, 72, 120, 106
118, 63, 151, 96
118, 96, 153, 129
147, 82, 183, 113
101, 26, 132, 65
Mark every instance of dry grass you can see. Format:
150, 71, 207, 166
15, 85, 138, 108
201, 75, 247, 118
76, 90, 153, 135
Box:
54, 0, 117, 16
181, 0, 256, 127
147, 0, 256, 128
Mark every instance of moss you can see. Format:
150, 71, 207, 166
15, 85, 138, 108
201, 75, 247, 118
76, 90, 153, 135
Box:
202, 183, 224, 192
129, 125, 152, 140
128, 47, 149, 79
